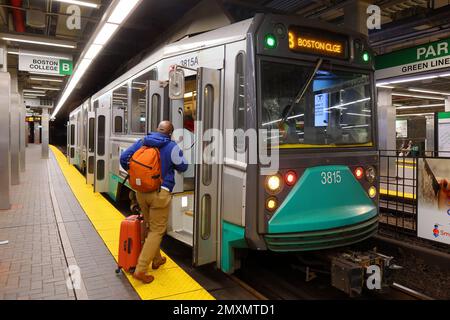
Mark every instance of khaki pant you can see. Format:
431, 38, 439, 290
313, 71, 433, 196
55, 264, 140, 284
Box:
135, 189, 172, 273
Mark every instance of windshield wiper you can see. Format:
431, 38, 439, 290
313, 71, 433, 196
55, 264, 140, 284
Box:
281, 58, 323, 123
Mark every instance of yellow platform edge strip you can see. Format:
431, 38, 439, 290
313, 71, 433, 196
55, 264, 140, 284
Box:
379, 188, 416, 200
49, 146, 214, 300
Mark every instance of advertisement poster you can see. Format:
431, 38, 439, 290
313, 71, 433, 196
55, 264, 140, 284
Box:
396, 119, 408, 138
438, 112, 450, 157
314, 93, 328, 127
417, 158, 450, 244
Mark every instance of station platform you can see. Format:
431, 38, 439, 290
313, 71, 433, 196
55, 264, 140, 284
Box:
0, 145, 254, 300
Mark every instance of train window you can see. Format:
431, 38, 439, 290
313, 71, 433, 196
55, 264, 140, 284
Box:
112, 84, 128, 134
202, 84, 214, 186
93, 100, 99, 109
88, 156, 94, 174
260, 61, 373, 148
88, 118, 95, 152
97, 160, 105, 181
98, 115, 105, 156
70, 124, 75, 145
200, 194, 211, 240
234, 52, 246, 152
150, 94, 161, 132
131, 69, 157, 134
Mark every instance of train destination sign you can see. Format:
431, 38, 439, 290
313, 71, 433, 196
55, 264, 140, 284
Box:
288, 26, 347, 59
375, 37, 450, 79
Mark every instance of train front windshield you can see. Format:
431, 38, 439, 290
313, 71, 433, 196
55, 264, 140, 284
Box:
260, 60, 374, 148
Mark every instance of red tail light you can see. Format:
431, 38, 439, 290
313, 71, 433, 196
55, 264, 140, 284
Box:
285, 171, 297, 186
355, 167, 364, 180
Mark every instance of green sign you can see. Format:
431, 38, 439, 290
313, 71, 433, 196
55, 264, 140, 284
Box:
375, 37, 450, 79
59, 59, 73, 75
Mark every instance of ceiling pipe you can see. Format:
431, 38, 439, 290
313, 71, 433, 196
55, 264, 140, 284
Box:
10, 0, 25, 32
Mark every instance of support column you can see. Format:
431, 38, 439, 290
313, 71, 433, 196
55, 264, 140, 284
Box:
18, 88, 26, 172
0, 42, 11, 210
34, 122, 41, 144
378, 88, 396, 174
445, 96, 450, 112
41, 108, 49, 159
344, 0, 370, 36
10, 71, 20, 185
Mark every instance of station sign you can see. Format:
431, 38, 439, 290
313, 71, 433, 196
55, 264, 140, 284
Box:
375, 37, 450, 79
417, 157, 450, 245
19, 54, 73, 75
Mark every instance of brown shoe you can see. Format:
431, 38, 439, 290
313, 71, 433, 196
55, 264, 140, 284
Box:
132, 271, 154, 284
152, 256, 167, 270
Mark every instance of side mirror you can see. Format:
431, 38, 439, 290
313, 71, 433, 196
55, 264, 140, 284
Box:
168, 67, 185, 100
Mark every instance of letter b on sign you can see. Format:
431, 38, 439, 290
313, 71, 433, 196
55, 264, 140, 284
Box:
60, 60, 73, 75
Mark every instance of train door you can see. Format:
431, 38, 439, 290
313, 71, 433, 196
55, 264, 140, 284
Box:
86, 111, 95, 185
66, 121, 70, 162
94, 95, 111, 193
147, 80, 169, 132
193, 67, 221, 266
69, 116, 76, 165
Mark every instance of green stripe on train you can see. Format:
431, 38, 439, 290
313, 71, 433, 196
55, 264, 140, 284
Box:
268, 165, 377, 234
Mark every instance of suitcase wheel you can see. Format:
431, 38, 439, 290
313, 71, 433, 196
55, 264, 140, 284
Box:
115, 267, 121, 274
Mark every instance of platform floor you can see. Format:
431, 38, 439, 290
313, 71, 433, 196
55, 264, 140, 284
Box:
0, 144, 253, 300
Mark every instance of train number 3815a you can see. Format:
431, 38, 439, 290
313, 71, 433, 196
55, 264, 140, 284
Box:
321, 171, 342, 185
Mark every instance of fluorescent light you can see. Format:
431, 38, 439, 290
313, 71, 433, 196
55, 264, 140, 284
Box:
32, 86, 61, 91
396, 104, 444, 110
54, 0, 99, 8
24, 94, 46, 97
397, 113, 434, 117
392, 93, 445, 100
346, 112, 371, 117
390, 75, 438, 84
93, 23, 119, 45
108, 0, 140, 24
408, 88, 450, 96
376, 84, 394, 88
1, 36, 75, 49
84, 44, 103, 60
29, 77, 63, 83
327, 97, 371, 111
24, 89, 45, 94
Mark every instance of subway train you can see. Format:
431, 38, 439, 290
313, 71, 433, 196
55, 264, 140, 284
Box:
67, 14, 379, 274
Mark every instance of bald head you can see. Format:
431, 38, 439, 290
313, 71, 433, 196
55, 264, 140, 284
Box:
157, 121, 174, 136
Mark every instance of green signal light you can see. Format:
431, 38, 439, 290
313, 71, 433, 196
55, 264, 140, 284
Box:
362, 51, 370, 62
264, 34, 277, 49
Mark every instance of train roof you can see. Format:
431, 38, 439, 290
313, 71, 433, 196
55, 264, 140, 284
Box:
90, 18, 253, 101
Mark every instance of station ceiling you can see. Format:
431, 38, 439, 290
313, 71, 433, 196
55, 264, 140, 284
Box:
1, 0, 450, 126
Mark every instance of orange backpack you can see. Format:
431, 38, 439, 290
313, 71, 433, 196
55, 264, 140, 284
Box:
129, 146, 162, 193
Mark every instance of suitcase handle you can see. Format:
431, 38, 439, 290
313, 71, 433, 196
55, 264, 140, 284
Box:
127, 238, 132, 254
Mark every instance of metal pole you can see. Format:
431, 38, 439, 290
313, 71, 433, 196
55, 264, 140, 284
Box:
41, 108, 49, 159
10, 71, 20, 185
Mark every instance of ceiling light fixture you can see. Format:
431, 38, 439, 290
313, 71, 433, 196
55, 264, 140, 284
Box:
376, 84, 394, 88
392, 93, 445, 100
396, 104, 444, 109
24, 89, 46, 94
1, 34, 76, 49
53, 0, 99, 8
32, 86, 61, 91
29, 77, 64, 83
408, 88, 450, 96
52, 0, 143, 119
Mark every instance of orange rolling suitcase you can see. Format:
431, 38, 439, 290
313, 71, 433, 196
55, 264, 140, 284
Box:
116, 215, 144, 274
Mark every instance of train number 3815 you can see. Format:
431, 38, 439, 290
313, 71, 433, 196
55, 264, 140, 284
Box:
321, 171, 342, 185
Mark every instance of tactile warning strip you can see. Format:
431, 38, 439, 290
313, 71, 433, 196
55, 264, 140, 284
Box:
50, 146, 214, 300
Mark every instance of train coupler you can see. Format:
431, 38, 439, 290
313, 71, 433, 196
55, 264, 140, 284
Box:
330, 250, 401, 297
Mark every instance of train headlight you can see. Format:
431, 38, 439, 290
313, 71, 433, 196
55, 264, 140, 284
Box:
266, 197, 278, 212
266, 174, 282, 193
368, 186, 377, 199
354, 167, 364, 180
365, 166, 376, 183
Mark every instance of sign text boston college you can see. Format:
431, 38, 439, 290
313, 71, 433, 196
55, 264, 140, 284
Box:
375, 37, 450, 79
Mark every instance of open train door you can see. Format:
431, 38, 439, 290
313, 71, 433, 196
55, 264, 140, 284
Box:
193, 67, 221, 266
86, 111, 95, 185
94, 96, 111, 193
